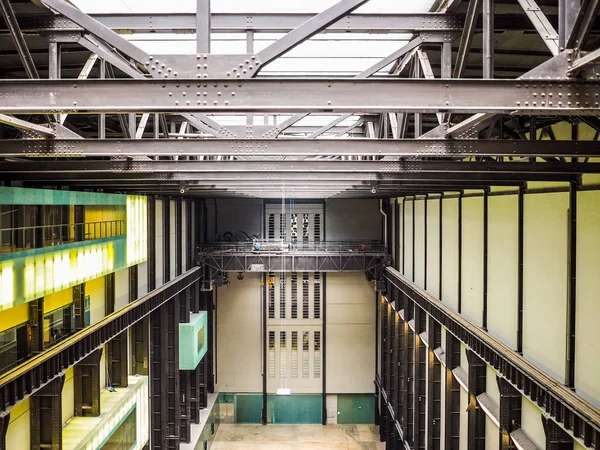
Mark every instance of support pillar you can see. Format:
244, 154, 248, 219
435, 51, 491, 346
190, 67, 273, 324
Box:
73, 284, 85, 331
427, 316, 442, 450
444, 332, 460, 450
543, 417, 574, 450
30, 376, 64, 450
148, 197, 156, 291
414, 306, 427, 450
107, 332, 128, 388
498, 377, 521, 450
74, 349, 102, 417
467, 350, 486, 450
0, 413, 9, 450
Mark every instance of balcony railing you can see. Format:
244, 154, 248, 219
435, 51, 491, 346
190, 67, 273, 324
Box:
199, 239, 386, 254
0, 219, 126, 254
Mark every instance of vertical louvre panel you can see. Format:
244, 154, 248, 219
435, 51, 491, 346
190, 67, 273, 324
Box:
291, 331, 298, 378
302, 331, 310, 378
290, 213, 297, 244
302, 214, 310, 245
314, 214, 321, 243
280, 214, 287, 240
291, 273, 298, 319
314, 272, 321, 319
268, 331, 275, 378
279, 273, 286, 319
302, 273, 309, 319
314, 331, 321, 379
268, 214, 275, 240
280, 331, 287, 378
268, 272, 275, 319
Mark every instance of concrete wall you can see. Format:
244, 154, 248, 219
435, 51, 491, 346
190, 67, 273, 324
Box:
216, 273, 263, 393
325, 199, 381, 241
326, 273, 376, 394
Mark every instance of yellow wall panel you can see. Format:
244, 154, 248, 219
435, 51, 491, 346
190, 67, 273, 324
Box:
461, 196, 484, 326
487, 195, 519, 349
6, 397, 30, 450
523, 192, 568, 383
43, 288, 72, 314
62, 367, 74, 426
426, 198, 441, 297
441, 198, 459, 310
86, 276, 106, 325
575, 190, 600, 408
414, 199, 426, 289
0, 303, 29, 332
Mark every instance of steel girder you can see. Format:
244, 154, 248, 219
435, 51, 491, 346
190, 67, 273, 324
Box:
0, 160, 597, 174
9, 12, 463, 34
385, 267, 600, 448
198, 251, 387, 273
1, 78, 599, 115
0, 268, 200, 415
3, 138, 600, 158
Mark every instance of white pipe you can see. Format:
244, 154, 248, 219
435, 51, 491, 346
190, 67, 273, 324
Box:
380, 199, 387, 247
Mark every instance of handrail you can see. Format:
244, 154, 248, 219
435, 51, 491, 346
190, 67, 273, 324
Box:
0, 219, 126, 253
200, 239, 386, 254
0, 267, 200, 391
384, 266, 600, 442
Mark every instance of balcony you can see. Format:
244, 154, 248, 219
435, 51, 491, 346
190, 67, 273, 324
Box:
0, 220, 125, 254
197, 240, 389, 274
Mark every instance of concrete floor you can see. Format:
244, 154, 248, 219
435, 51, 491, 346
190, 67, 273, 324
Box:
212, 424, 385, 450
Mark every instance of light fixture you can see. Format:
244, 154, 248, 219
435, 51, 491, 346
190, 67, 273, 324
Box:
276, 388, 291, 396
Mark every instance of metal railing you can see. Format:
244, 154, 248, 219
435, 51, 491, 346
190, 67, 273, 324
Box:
0, 219, 126, 254
200, 239, 386, 254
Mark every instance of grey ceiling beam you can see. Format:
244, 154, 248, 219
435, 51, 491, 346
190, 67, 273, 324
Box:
566, 0, 600, 53
1, 78, 599, 115
516, 0, 560, 55
0, 0, 38, 78
83, 12, 463, 34
253, 0, 372, 70
6, 171, 574, 183
0, 160, 597, 174
0, 114, 55, 137
5, 138, 600, 158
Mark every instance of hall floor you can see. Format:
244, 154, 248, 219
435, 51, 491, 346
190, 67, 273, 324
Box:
211, 424, 385, 450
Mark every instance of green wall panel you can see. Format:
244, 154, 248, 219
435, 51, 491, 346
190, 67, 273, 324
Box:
337, 394, 375, 424
0, 186, 127, 206
267, 395, 322, 424
179, 312, 208, 370
234, 394, 263, 424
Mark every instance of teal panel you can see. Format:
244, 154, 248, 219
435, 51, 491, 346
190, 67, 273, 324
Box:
267, 395, 322, 424
179, 312, 208, 370
234, 394, 262, 424
0, 186, 127, 206
336, 394, 375, 424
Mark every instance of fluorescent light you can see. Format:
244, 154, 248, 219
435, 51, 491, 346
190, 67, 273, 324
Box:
276, 388, 291, 396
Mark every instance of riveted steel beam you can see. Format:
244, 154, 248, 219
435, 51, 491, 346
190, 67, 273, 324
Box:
0, 78, 599, 115
4, 138, 600, 158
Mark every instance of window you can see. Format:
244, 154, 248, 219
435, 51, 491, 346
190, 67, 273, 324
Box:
0, 325, 27, 374
314, 272, 320, 319
100, 406, 137, 449
268, 272, 275, 319
302, 273, 309, 319
290, 273, 297, 319
268, 331, 275, 378
268, 214, 275, 240
302, 214, 310, 244
280, 214, 287, 240
302, 331, 309, 379
280, 331, 287, 378
314, 331, 321, 378
279, 273, 286, 319
314, 214, 321, 243
43, 304, 74, 349
291, 332, 298, 378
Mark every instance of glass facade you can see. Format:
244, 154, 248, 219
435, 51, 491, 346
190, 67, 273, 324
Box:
43, 304, 74, 349
100, 406, 137, 450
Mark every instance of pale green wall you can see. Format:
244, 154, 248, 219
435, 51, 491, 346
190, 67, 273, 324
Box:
461, 196, 484, 326
87, 276, 106, 326
5, 398, 30, 450
487, 195, 519, 349
441, 198, 459, 310
575, 190, 600, 408
523, 192, 568, 383
414, 199, 426, 288
62, 368, 74, 426
521, 397, 546, 449
426, 197, 441, 297
114, 268, 129, 311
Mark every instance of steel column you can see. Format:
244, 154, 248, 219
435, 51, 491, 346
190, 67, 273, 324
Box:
74, 349, 102, 417
30, 376, 64, 450
565, 181, 577, 388
196, 0, 211, 54
467, 350, 486, 450
482, 0, 494, 78
517, 187, 524, 354
497, 377, 522, 450
444, 332, 461, 450
322, 273, 327, 425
